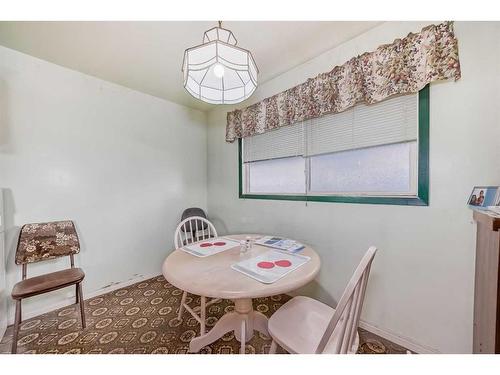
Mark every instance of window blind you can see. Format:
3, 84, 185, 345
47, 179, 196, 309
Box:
306, 93, 418, 156
243, 120, 305, 162
243, 93, 418, 163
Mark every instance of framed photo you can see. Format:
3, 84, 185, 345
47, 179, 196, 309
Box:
468, 186, 500, 208
495, 188, 500, 206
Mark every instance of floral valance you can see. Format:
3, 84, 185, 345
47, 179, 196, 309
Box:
226, 21, 461, 142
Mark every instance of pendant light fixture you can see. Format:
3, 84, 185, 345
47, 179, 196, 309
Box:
182, 21, 258, 105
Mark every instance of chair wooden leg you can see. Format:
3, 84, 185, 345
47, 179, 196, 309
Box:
11, 300, 21, 354
77, 283, 86, 329
269, 340, 278, 354
177, 291, 187, 320
200, 296, 206, 335
75, 284, 79, 304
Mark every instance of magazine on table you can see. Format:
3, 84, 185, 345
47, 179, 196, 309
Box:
254, 236, 305, 253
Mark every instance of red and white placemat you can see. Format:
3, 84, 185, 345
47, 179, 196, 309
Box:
231, 250, 310, 284
181, 238, 240, 257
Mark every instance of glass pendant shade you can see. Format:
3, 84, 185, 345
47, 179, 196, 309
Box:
182, 24, 258, 105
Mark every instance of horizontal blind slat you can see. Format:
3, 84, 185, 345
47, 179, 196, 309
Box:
243, 121, 305, 162
308, 93, 418, 156
243, 93, 418, 162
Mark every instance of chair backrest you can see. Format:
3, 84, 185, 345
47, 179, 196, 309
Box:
15, 220, 80, 279
180, 207, 208, 233
181, 207, 207, 221
174, 216, 218, 249
316, 246, 377, 354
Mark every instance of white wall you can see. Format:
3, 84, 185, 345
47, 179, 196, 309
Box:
0, 46, 208, 324
207, 21, 500, 353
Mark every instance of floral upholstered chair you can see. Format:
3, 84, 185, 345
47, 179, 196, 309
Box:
11, 220, 86, 353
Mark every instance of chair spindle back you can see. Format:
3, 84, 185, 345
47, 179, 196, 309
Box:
174, 216, 218, 249
315, 246, 377, 354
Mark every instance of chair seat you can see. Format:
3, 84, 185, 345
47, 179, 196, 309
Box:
268, 296, 359, 354
12, 268, 85, 299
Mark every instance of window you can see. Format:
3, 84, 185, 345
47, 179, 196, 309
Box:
238, 85, 429, 205
248, 156, 305, 194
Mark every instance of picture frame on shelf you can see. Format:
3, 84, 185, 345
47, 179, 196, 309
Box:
468, 186, 500, 209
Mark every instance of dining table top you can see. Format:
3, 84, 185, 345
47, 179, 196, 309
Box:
162, 233, 321, 300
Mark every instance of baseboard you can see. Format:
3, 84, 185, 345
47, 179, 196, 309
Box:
6, 272, 160, 326
358, 320, 441, 354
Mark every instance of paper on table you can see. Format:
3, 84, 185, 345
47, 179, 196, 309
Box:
181, 238, 240, 258
231, 250, 310, 284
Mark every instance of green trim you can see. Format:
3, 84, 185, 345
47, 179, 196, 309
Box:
417, 84, 430, 205
238, 138, 243, 197
238, 85, 430, 206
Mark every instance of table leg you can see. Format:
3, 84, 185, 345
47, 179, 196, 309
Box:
232, 298, 254, 342
188, 298, 269, 354
252, 311, 270, 337
189, 310, 241, 352
240, 320, 246, 354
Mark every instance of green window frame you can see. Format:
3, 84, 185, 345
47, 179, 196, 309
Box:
238, 85, 429, 206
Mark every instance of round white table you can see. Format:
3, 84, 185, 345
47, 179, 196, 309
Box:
162, 234, 321, 353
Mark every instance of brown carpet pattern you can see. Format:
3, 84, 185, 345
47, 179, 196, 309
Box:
0, 275, 408, 354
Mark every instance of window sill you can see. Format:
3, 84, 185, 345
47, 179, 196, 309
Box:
239, 193, 429, 206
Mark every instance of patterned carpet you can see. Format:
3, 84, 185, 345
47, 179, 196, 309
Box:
0, 275, 408, 354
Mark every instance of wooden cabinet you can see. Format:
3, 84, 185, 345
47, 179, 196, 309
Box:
472, 210, 500, 353
0, 189, 6, 341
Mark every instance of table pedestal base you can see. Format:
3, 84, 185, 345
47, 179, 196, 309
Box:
189, 298, 269, 354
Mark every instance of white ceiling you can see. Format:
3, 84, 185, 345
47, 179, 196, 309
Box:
0, 21, 382, 111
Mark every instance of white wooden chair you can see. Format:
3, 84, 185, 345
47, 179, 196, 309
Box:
268, 246, 377, 354
173, 216, 221, 335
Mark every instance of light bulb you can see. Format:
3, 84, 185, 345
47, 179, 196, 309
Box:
213, 63, 225, 78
